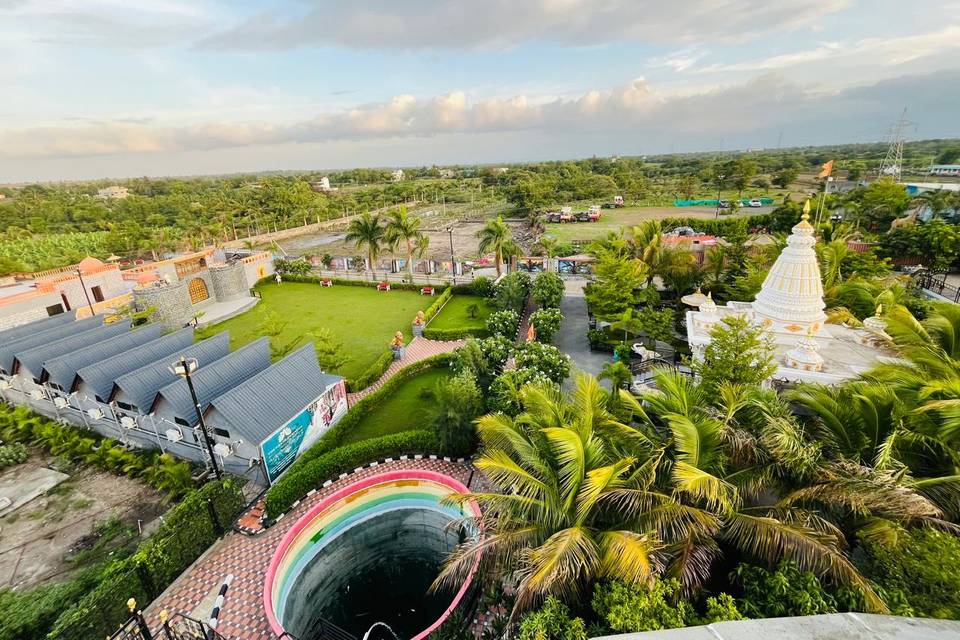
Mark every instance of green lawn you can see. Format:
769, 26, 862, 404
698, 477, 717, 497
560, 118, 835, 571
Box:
427, 295, 493, 332
202, 282, 429, 380
341, 368, 451, 445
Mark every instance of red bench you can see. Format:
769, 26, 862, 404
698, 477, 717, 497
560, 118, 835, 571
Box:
377, 282, 391, 291
420, 286, 435, 295
320, 279, 333, 287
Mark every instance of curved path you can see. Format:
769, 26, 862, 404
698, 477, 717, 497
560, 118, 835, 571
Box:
347, 337, 465, 406
145, 458, 476, 640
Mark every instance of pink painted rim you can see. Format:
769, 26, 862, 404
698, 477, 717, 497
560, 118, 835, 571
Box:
262, 469, 482, 639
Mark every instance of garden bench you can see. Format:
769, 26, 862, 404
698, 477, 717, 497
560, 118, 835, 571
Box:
377, 282, 391, 291
420, 286, 435, 295
320, 279, 333, 287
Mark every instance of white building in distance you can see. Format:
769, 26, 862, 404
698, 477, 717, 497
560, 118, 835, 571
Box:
391, 169, 405, 182
97, 185, 130, 199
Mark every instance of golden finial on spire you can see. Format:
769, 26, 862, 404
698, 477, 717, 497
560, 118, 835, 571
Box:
801, 199, 811, 221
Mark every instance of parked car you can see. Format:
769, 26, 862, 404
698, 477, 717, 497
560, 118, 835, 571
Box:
718, 199, 731, 209
747, 198, 763, 207
545, 212, 561, 223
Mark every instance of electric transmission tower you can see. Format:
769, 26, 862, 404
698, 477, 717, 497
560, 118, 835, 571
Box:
877, 107, 914, 182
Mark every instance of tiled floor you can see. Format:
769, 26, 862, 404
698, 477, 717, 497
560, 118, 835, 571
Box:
346, 337, 465, 406
145, 458, 478, 640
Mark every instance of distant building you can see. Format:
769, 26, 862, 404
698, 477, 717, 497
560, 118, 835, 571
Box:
439, 169, 457, 179
927, 164, 960, 177
309, 177, 338, 193
391, 169, 405, 182
97, 185, 130, 199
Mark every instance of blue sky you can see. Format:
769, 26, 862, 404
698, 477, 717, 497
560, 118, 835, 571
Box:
2, 0, 959, 181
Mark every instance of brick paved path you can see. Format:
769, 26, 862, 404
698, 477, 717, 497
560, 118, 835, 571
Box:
145, 458, 478, 640
347, 337, 464, 406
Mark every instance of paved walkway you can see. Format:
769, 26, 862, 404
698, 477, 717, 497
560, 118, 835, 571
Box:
555, 279, 611, 389
145, 458, 476, 640
347, 337, 465, 405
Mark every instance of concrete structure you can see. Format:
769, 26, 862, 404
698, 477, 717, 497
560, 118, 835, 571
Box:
0, 257, 134, 330
128, 250, 272, 329
686, 206, 895, 384
97, 185, 130, 199
391, 169, 405, 182
592, 613, 960, 640
309, 177, 337, 192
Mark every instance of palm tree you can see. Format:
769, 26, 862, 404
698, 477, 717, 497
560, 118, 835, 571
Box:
610, 308, 643, 343
435, 376, 655, 612
476, 215, 517, 276
345, 212, 385, 275
533, 235, 559, 258
627, 220, 664, 283
383, 206, 425, 280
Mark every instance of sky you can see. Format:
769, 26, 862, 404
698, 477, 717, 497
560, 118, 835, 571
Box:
2, 0, 959, 182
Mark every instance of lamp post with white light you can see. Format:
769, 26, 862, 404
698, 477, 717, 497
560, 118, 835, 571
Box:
170, 356, 222, 480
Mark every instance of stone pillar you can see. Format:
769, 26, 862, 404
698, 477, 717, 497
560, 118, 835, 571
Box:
208, 262, 248, 302
133, 281, 192, 330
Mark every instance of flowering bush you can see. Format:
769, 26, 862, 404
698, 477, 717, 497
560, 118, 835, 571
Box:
514, 341, 571, 383
530, 307, 563, 343
487, 309, 520, 338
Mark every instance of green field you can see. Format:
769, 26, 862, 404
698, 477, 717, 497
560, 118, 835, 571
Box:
202, 282, 429, 380
341, 368, 451, 445
542, 204, 774, 243
427, 295, 493, 332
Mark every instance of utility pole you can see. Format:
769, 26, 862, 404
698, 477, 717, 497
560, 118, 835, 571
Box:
75, 268, 96, 317
714, 174, 726, 219
171, 356, 222, 480
447, 226, 456, 285
878, 108, 913, 182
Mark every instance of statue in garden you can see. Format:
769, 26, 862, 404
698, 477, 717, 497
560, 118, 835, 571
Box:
391, 331, 404, 348
414, 310, 425, 326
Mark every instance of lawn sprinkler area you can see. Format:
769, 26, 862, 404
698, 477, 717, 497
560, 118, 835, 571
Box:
203, 282, 429, 381
265, 469, 480, 640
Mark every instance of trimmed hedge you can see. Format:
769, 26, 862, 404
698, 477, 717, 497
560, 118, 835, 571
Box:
423, 286, 454, 324
423, 326, 489, 340
45, 479, 245, 640
261, 273, 450, 294
265, 430, 440, 518
658, 213, 771, 236
346, 349, 394, 392
265, 354, 455, 517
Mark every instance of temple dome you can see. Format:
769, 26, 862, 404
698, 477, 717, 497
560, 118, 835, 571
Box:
751, 205, 826, 327
77, 256, 106, 273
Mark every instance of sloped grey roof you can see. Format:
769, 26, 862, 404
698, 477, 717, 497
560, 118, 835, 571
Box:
150, 337, 271, 423
110, 331, 231, 412
43, 324, 162, 390
74, 327, 194, 399
0, 310, 77, 344
0, 315, 104, 374
205, 343, 343, 443
13, 320, 131, 380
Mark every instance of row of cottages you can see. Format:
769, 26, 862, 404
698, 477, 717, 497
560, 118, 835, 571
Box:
0, 316, 347, 485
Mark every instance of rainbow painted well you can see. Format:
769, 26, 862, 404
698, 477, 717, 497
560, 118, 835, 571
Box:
264, 470, 480, 640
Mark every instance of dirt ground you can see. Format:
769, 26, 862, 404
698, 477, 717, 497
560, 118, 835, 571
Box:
0, 450, 167, 590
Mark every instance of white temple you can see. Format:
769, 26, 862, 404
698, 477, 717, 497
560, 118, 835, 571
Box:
685, 203, 896, 384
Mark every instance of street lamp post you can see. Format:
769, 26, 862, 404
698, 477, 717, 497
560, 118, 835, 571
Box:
170, 356, 222, 480
75, 268, 96, 317
447, 226, 456, 285
714, 174, 726, 219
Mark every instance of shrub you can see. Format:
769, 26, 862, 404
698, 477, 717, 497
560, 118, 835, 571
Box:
493, 271, 531, 312
613, 342, 632, 363
592, 579, 693, 633
469, 276, 494, 298
529, 307, 563, 343
423, 286, 454, 324
858, 528, 960, 619
514, 342, 570, 384
488, 369, 554, 416
346, 349, 394, 391
532, 272, 565, 309
274, 257, 312, 276
451, 336, 513, 390
517, 596, 587, 640
264, 430, 439, 518
432, 374, 483, 456
0, 442, 28, 470
731, 561, 838, 618
487, 309, 520, 338
422, 327, 488, 341
0, 565, 104, 640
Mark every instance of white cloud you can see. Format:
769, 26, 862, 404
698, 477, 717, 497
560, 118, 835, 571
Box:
4, 70, 956, 161
201, 0, 853, 50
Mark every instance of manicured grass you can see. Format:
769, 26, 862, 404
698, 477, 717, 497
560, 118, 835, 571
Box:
341, 368, 451, 445
428, 295, 493, 332
202, 282, 429, 380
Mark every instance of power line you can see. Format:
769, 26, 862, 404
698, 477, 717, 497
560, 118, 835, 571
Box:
877, 107, 915, 182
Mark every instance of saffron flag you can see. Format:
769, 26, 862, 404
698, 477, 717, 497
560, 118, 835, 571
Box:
526, 324, 536, 342
818, 160, 834, 179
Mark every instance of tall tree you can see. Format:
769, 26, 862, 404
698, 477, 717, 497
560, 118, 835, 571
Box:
476, 215, 517, 276
384, 206, 425, 280
345, 212, 385, 274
